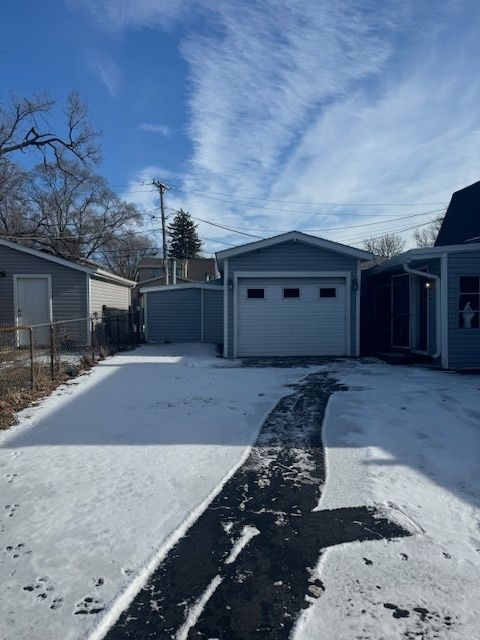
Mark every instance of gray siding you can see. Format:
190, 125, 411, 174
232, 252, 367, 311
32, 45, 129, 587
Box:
0, 244, 87, 325
90, 277, 131, 316
225, 240, 359, 357
145, 288, 224, 344
447, 251, 480, 368
202, 289, 224, 343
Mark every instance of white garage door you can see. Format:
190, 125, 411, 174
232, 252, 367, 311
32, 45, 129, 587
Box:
237, 277, 347, 357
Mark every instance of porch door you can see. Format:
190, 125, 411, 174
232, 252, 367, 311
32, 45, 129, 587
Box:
391, 274, 410, 348
416, 278, 428, 352
15, 276, 51, 346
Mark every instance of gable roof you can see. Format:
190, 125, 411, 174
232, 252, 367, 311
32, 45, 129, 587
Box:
0, 238, 135, 286
215, 230, 373, 270
435, 180, 480, 246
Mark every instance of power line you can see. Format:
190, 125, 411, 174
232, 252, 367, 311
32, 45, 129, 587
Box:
169, 185, 447, 211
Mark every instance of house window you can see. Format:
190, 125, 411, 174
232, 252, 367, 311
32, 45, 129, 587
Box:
247, 288, 265, 299
320, 288, 336, 298
283, 288, 300, 298
458, 276, 480, 328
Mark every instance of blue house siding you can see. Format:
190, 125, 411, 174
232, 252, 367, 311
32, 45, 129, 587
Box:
225, 240, 359, 357
0, 243, 87, 325
447, 251, 480, 368
145, 287, 223, 344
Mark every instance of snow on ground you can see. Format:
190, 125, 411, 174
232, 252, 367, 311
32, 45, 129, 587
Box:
0, 344, 315, 640
294, 361, 480, 640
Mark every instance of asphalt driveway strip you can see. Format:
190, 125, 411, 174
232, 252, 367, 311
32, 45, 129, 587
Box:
105, 368, 411, 640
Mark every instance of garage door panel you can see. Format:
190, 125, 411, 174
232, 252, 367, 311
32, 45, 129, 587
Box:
237, 278, 347, 357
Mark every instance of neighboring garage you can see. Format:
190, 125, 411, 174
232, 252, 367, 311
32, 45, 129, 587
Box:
141, 283, 223, 344
236, 277, 347, 357
216, 231, 373, 358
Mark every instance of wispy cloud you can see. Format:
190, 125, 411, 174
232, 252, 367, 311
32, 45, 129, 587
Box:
89, 51, 122, 96
139, 123, 171, 137
71, 0, 194, 34
77, 0, 480, 254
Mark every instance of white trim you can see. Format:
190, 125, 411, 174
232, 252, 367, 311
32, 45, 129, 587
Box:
86, 273, 92, 343
0, 238, 135, 286
232, 271, 352, 358
391, 273, 411, 349
355, 260, 361, 356
13, 274, 53, 327
223, 259, 228, 357
441, 253, 449, 369
200, 288, 204, 343
143, 291, 149, 342
215, 231, 373, 268
140, 283, 223, 294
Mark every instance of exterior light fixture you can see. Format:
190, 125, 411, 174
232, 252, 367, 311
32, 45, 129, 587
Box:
351, 277, 358, 292
228, 277, 233, 292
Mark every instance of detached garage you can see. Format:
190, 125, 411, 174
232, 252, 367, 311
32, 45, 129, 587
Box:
216, 231, 373, 358
141, 283, 223, 344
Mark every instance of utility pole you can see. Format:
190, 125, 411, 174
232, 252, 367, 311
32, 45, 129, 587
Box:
152, 180, 170, 285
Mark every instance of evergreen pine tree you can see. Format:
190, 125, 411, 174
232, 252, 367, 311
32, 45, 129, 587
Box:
167, 209, 203, 259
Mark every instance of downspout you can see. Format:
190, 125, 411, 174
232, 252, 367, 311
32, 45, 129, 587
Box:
402, 262, 441, 360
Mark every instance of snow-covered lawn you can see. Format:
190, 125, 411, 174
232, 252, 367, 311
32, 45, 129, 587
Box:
0, 344, 314, 640
295, 361, 480, 640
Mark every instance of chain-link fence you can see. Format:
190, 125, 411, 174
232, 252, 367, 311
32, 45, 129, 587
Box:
0, 310, 143, 428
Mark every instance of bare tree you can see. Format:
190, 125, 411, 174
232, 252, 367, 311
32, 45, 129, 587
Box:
0, 91, 99, 167
29, 161, 142, 261
363, 232, 406, 259
0, 160, 35, 236
413, 215, 444, 248
99, 231, 157, 280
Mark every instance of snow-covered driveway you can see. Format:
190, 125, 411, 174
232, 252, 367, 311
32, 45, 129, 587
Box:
0, 344, 315, 640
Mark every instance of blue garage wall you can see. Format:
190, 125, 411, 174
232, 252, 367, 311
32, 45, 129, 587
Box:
145, 287, 223, 344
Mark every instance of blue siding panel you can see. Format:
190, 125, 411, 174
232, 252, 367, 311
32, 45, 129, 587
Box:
202, 289, 224, 344
146, 288, 223, 344
447, 251, 480, 368
225, 240, 359, 357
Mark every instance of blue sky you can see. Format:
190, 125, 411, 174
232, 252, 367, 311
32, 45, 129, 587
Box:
2, 1, 480, 254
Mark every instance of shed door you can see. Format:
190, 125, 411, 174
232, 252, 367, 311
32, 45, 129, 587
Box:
16, 276, 51, 346
236, 277, 347, 357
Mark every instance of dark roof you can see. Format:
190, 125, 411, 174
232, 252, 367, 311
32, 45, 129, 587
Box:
435, 180, 480, 246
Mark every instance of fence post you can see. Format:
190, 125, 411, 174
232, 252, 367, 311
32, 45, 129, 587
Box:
91, 318, 95, 364
49, 324, 55, 381
29, 326, 35, 391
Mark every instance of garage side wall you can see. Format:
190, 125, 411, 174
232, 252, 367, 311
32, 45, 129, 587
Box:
145, 288, 223, 344
225, 240, 359, 357
90, 277, 131, 316
0, 244, 87, 325
202, 289, 224, 343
